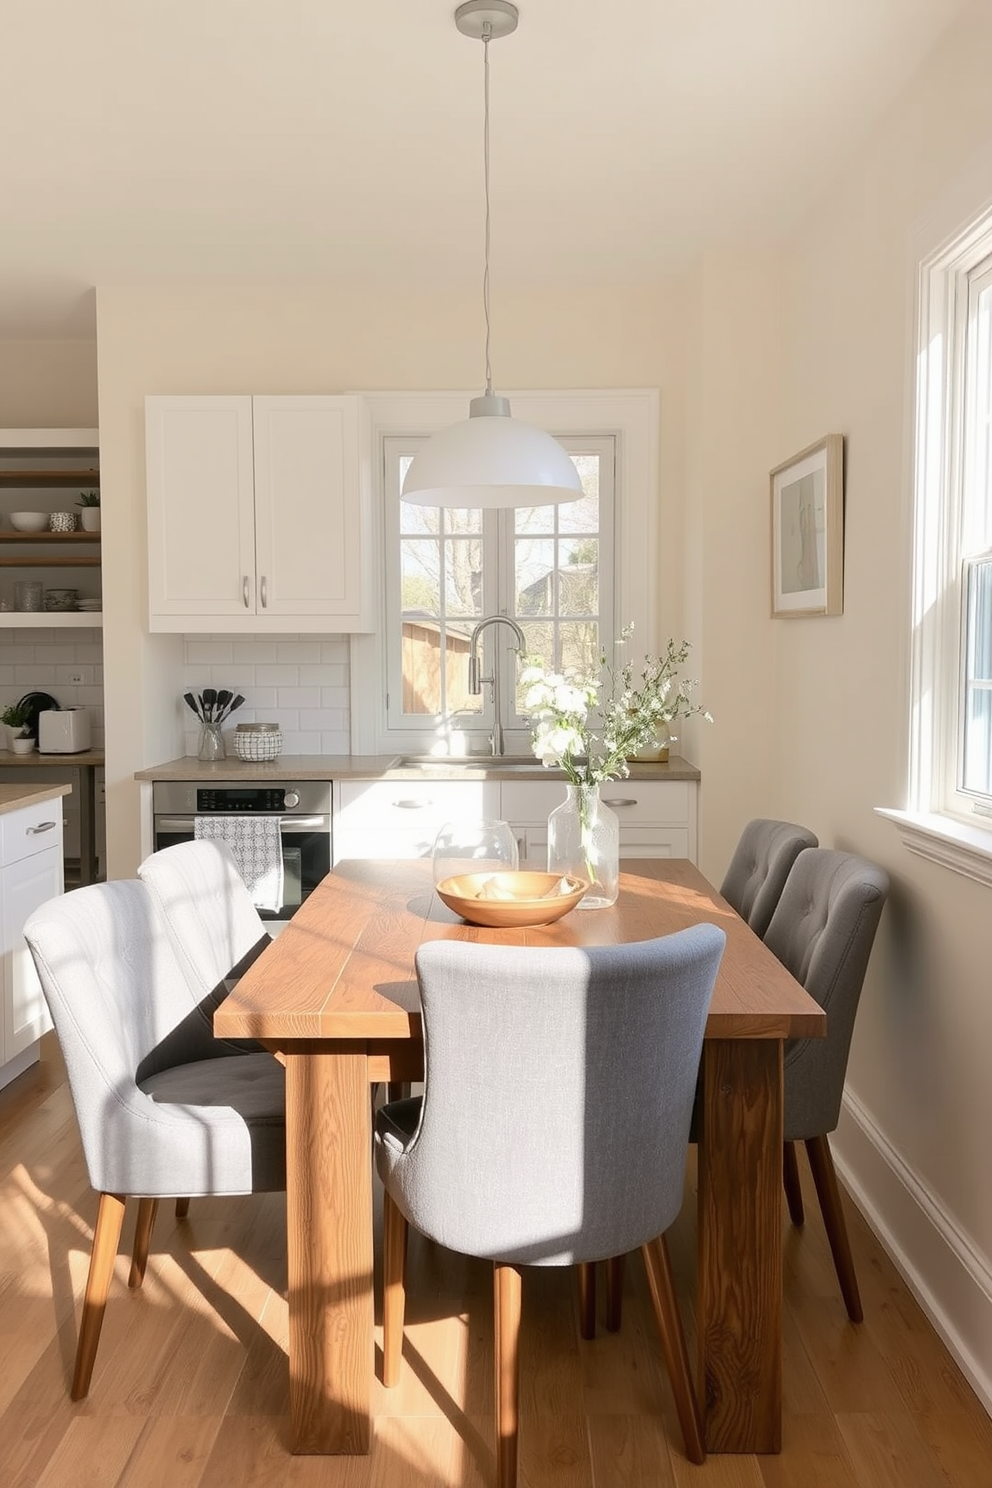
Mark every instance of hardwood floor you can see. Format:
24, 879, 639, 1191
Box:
2, 1040, 990, 1488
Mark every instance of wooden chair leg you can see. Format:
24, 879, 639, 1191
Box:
805, 1134, 863, 1323
494, 1262, 523, 1488
128, 1197, 158, 1288
605, 1254, 624, 1332
783, 1140, 805, 1225
175, 1197, 190, 1219
72, 1191, 126, 1401
641, 1235, 705, 1465
577, 1262, 596, 1340
382, 1189, 408, 1387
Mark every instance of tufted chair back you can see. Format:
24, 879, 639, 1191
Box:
764, 847, 889, 1139
720, 818, 819, 938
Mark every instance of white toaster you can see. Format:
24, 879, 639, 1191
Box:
39, 707, 92, 754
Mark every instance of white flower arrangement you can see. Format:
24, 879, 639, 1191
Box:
521, 628, 711, 791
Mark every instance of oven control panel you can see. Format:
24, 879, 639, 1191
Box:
196, 787, 289, 812
152, 780, 331, 817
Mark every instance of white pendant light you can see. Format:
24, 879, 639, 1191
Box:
401, 1, 582, 509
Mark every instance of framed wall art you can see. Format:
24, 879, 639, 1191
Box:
770, 434, 844, 617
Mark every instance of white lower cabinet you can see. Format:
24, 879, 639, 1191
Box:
0, 797, 64, 1085
332, 776, 697, 866
501, 779, 697, 864
333, 779, 501, 862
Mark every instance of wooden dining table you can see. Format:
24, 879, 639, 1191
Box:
215, 856, 826, 1457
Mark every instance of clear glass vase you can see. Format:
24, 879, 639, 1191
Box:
197, 722, 225, 762
547, 782, 620, 909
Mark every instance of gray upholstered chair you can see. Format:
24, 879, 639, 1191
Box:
137, 838, 272, 1010
375, 926, 727, 1482
720, 817, 819, 938
764, 847, 890, 1322
23, 879, 286, 1400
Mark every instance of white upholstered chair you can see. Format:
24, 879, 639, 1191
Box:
375, 926, 726, 1484
24, 878, 286, 1399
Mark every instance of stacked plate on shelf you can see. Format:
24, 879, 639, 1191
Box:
77, 598, 102, 612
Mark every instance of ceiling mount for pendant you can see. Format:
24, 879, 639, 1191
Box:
454, 0, 519, 42
400, 1, 582, 509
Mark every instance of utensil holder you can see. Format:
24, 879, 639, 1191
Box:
197, 723, 225, 762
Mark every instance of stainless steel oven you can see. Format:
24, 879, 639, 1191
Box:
152, 780, 331, 924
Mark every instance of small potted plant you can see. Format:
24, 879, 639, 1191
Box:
76, 490, 100, 532
1, 703, 36, 753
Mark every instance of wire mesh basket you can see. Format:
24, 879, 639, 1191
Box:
232, 724, 283, 761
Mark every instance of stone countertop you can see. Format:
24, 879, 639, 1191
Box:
0, 749, 104, 767
0, 782, 72, 816
134, 753, 701, 784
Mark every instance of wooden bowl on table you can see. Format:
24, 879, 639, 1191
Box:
434, 870, 588, 928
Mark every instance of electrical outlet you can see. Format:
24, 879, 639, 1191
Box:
67, 670, 84, 685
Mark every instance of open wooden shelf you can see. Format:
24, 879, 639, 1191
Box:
0, 531, 99, 544
0, 555, 100, 568
0, 470, 99, 486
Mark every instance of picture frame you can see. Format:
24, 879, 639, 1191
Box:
770, 434, 844, 617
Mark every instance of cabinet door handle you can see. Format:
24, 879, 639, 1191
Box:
243, 576, 250, 609
602, 797, 637, 808
393, 799, 430, 810
260, 575, 268, 609
27, 820, 58, 834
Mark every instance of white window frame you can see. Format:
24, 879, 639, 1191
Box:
879, 202, 992, 885
349, 390, 658, 758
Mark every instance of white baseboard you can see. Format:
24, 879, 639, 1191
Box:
834, 1090, 992, 1417
0, 1041, 40, 1092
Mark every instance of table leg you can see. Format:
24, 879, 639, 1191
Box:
285, 1047, 373, 1453
697, 1038, 783, 1453
77, 765, 97, 886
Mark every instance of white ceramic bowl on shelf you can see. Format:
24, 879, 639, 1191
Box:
9, 512, 48, 532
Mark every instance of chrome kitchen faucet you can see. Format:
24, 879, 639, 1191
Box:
467, 614, 526, 757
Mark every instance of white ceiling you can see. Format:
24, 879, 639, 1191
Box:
0, 0, 967, 338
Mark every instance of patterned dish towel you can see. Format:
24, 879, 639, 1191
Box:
194, 815, 285, 914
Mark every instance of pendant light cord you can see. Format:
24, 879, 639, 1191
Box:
482, 24, 494, 397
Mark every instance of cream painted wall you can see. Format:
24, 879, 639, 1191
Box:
683, 251, 784, 883
764, 0, 992, 1404
94, 282, 689, 875
0, 340, 97, 427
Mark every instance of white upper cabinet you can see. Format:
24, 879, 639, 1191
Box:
145, 394, 373, 632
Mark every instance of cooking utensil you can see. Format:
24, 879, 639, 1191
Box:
183, 692, 202, 720
202, 687, 217, 721
215, 688, 232, 717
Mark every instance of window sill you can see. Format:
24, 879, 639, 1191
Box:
875, 807, 992, 888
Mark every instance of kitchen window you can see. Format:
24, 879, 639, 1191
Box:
350, 392, 658, 758
883, 208, 992, 883
383, 437, 614, 753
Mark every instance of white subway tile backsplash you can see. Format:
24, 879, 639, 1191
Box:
283, 731, 322, 753
320, 686, 350, 708
319, 640, 349, 662
186, 640, 235, 664
16, 663, 57, 685
278, 641, 321, 664
180, 633, 354, 756
0, 626, 106, 746
245, 687, 278, 709
232, 640, 279, 663
255, 663, 296, 686
275, 687, 320, 709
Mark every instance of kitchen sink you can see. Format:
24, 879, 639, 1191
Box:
394, 754, 545, 773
